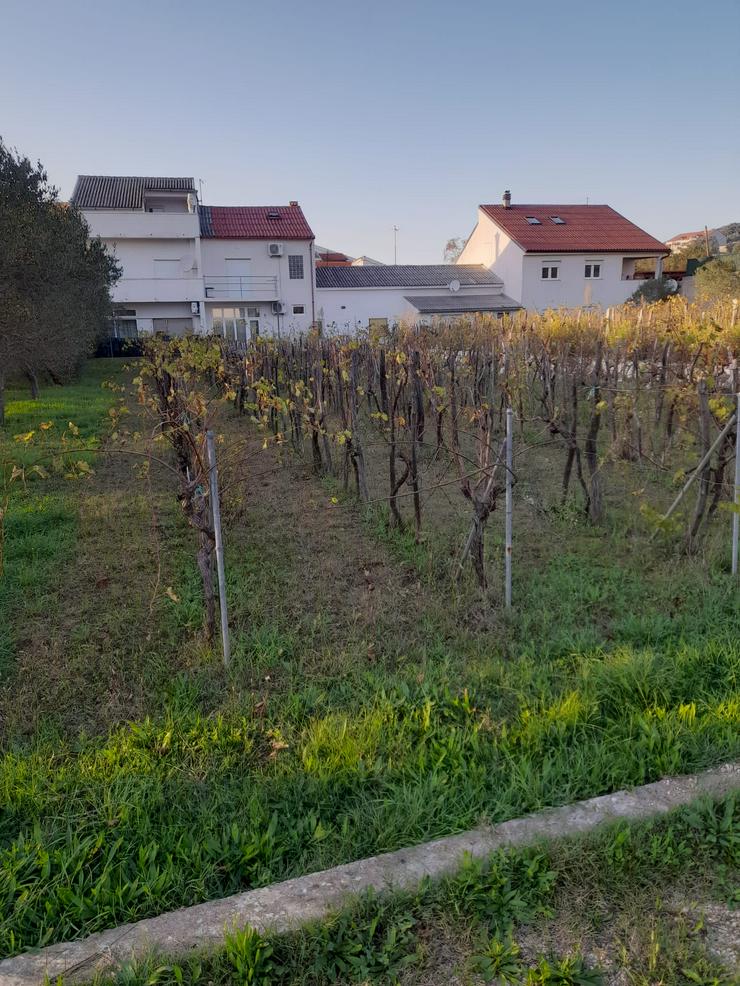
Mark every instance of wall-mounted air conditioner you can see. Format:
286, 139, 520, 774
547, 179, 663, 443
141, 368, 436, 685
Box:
268, 242, 284, 257
272, 301, 285, 315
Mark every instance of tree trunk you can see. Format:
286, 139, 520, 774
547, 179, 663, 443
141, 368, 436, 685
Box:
26, 370, 39, 399
0, 372, 5, 427
197, 530, 216, 642
348, 349, 369, 502
380, 349, 404, 528
688, 380, 712, 547
585, 341, 604, 523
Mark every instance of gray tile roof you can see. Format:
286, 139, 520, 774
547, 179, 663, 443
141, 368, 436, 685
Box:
404, 293, 521, 314
70, 175, 195, 209
315, 264, 502, 289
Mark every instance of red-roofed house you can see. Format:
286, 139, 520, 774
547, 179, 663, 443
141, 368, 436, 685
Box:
72, 176, 316, 337
457, 191, 668, 310
199, 202, 315, 336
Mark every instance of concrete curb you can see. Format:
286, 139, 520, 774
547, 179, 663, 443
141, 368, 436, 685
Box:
2, 762, 739, 986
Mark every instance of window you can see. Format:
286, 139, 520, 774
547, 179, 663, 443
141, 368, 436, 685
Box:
112, 318, 138, 339
247, 306, 259, 318
153, 317, 191, 337
525, 217, 541, 225
213, 307, 252, 341
288, 255, 304, 279
584, 263, 601, 279
293, 305, 305, 315
541, 266, 559, 279
549, 216, 566, 224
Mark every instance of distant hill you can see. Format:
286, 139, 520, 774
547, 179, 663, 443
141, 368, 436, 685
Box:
715, 222, 740, 245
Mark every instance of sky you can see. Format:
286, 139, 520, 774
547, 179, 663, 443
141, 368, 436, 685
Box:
2, 0, 739, 264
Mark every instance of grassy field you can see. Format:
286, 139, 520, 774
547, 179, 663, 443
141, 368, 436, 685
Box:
0, 359, 738, 962
82, 795, 740, 985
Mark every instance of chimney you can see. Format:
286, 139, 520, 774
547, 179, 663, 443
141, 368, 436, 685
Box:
502, 190, 511, 209
289, 200, 298, 206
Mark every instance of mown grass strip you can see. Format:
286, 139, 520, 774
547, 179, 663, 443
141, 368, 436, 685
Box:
0, 642, 738, 959
6, 786, 739, 985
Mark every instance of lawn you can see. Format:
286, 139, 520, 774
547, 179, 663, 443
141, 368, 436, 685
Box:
0, 358, 738, 960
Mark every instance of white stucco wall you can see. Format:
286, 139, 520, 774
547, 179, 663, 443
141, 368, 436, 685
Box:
316, 284, 507, 334
84, 210, 199, 240
521, 254, 646, 309
457, 210, 524, 304
201, 238, 314, 333
316, 287, 419, 333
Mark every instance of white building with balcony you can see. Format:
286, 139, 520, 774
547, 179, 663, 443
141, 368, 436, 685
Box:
199, 203, 315, 338
70, 175, 316, 338
457, 191, 668, 310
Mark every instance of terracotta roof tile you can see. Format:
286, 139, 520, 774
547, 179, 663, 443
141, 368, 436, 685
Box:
481, 204, 667, 254
199, 205, 313, 240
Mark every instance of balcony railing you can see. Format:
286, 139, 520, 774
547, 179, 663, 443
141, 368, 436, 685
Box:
84, 211, 200, 240
204, 275, 279, 301
112, 277, 204, 303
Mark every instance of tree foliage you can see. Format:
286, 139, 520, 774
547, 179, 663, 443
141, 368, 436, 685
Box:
628, 278, 678, 304
0, 137, 120, 422
443, 237, 465, 264
695, 256, 740, 301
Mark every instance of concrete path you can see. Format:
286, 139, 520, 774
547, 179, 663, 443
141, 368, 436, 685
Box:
2, 762, 738, 986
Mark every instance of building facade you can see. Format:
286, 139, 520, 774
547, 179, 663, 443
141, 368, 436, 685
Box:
315, 265, 519, 333
457, 192, 668, 310
70, 176, 316, 338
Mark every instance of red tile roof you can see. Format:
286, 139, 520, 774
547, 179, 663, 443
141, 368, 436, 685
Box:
666, 230, 705, 243
199, 204, 314, 240
480, 204, 667, 254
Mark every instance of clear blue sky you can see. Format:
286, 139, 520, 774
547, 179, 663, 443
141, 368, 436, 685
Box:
2, 0, 738, 263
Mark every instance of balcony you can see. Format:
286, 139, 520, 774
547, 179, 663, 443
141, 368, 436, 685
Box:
84, 210, 200, 240
112, 277, 204, 304
204, 275, 279, 301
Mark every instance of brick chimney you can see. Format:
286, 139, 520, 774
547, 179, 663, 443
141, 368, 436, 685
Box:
289, 200, 298, 206
502, 190, 511, 209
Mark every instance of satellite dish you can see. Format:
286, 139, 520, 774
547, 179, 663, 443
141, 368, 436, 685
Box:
665, 279, 679, 294
449, 279, 461, 293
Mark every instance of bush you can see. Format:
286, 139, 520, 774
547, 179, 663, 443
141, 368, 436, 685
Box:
629, 278, 677, 304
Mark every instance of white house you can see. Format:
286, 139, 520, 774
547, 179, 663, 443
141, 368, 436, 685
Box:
71, 175, 316, 338
457, 191, 668, 310
199, 204, 315, 338
316, 265, 520, 334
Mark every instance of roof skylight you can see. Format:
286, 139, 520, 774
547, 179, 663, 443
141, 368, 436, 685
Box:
525, 216, 541, 225
550, 216, 566, 224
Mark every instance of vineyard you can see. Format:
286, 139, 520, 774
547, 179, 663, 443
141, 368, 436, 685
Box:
0, 298, 739, 971
129, 296, 740, 634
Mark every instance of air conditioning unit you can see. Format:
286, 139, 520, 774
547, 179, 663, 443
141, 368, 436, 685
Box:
268, 242, 284, 257
272, 301, 285, 315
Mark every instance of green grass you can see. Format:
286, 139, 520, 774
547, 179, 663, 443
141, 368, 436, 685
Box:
77, 794, 740, 985
0, 639, 738, 956
0, 361, 122, 674
0, 364, 738, 960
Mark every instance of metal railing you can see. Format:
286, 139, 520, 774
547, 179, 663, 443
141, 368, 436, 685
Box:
204, 275, 278, 300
